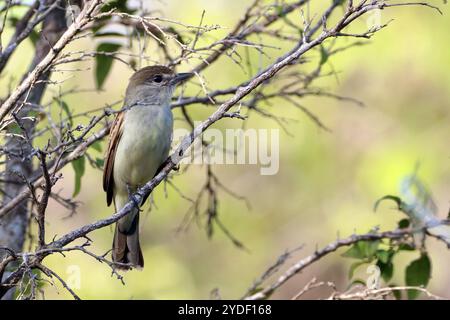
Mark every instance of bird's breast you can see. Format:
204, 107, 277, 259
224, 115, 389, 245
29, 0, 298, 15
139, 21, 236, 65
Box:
114, 104, 173, 188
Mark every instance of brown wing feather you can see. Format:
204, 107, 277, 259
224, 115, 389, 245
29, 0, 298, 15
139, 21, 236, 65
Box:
103, 112, 125, 206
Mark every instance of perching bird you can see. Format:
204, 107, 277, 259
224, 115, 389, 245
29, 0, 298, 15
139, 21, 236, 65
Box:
103, 66, 192, 269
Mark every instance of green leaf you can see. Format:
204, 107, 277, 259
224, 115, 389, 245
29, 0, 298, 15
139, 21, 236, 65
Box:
275, 5, 285, 17
319, 45, 329, 65
389, 284, 402, 300
342, 243, 365, 259
377, 260, 394, 282
13, 269, 45, 299
91, 141, 103, 152
342, 240, 380, 260
405, 253, 431, 300
399, 243, 415, 251
101, 0, 134, 13
56, 99, 73, 127
95, 157, 104, 169
373, 195, 405, 212
376, 249, 395, 282
364, 240, 380, 258
376, 249, 390, 264
71, 156, 86, 197
95, 43, 121, 89
94, 31, 125, 38
398, 218, 410, 229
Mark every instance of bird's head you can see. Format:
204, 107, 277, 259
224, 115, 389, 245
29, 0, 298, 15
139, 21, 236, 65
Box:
125, 65, 192, 105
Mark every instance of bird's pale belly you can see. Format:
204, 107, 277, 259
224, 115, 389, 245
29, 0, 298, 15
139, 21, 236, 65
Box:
113, 105, 172, 190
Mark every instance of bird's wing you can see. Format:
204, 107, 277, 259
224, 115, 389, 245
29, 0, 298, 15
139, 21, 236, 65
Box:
103, 112, 125, 206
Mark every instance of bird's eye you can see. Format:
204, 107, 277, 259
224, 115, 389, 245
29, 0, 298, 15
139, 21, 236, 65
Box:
153, 75, 163, 83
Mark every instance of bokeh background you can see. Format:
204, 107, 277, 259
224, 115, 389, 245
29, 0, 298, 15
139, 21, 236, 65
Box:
1, 0, 449, 299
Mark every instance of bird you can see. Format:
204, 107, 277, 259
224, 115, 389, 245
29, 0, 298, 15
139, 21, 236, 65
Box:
103, 65, 192, 269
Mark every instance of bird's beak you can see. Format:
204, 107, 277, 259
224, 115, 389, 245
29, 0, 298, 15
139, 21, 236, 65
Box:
170, 72, 193, 85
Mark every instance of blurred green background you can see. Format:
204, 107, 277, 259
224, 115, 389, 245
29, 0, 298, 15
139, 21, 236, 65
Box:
2, 0, 449, 299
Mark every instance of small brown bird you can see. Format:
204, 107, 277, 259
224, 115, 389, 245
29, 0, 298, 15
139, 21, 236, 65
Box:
103, 66, 192, 269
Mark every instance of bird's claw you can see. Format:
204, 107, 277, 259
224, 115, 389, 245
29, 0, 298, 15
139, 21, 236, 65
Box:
130, 194, 142, 211
126, 184, 142, 211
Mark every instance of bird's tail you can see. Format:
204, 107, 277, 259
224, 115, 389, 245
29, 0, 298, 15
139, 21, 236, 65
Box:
112, 209, 144, 270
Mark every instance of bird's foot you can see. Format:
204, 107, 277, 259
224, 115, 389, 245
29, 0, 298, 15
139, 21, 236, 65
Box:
126, 183, 142, 212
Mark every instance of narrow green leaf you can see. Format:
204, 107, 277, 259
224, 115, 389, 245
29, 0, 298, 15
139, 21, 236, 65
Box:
373, 195, 404, 212
57, 100, 72, 127
95, 43, 121, 89
71, 156, 86, 197
91, 141, 103, 152
319, 45, 329, 65
94, 31, 125, 38
405, 253, 431, 300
